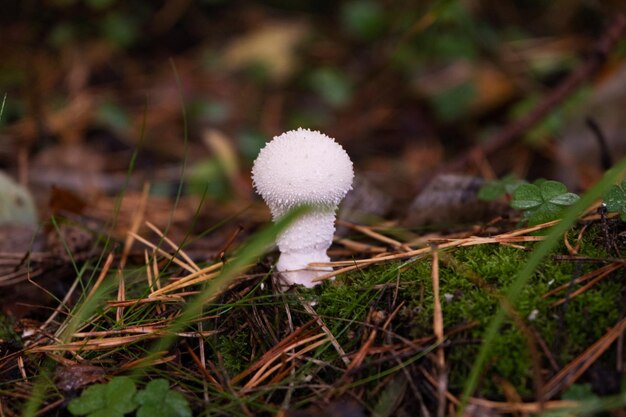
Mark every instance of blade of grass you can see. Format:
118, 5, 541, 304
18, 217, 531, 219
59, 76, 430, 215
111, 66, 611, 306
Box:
0, 93, 6, 120
537, 391, 626, 416
457, 157, 626, 415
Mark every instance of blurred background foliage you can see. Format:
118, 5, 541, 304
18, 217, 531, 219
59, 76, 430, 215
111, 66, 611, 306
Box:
1, 0, 625, 202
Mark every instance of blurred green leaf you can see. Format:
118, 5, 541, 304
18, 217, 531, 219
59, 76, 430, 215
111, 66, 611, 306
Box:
186, 159, 229, 200
68, 377, 137, 417
478, 175, 526, 201
96, 101, 131, 131
190, 100, 230, 125
136, 379, 191, 417
0, 314, 19, 345
604, 179, 626, 221
85, 0, 116, 10
49, 23, 77, 47
308, 67, 353, 108
562, 383, 598, 401
431, 81, 475, 121
427, 32, 478, 61
237, 130, 266, 162
100, 13, 139, 47
242, 61, 271, 85
341, 0, 387, 41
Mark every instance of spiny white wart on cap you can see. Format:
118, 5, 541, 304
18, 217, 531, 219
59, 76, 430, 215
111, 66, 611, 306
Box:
252, 128, 354, 288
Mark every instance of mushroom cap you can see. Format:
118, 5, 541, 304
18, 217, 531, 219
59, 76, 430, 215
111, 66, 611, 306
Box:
252, 128, 353, 213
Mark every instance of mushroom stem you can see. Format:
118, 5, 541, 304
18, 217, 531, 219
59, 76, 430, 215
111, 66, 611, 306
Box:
275, 209, 335, 287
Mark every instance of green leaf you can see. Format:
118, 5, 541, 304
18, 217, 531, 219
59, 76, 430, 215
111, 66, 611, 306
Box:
136, 379, 192, 417
100, 13, 139, 48
539, 180, 567, 201
97, 101, 131, 131
562, 383, 598, 401
510, 184, 542, 210
68, 377, 137, 417
477, 180, 505, 201
49, 23, 76, 47
67, 385, 106, 415
431, 81, 475, 122
503, 178, 526, 194
341, 0, 387, 41
308, 68, 353, 108
549, 192, 580, 206
105, 377, 137, 414
237, 130, 266, 162
604, 180, 626, 213
527, 202, 561, 226
478, 175, 526, 201
185, 158, 229, 200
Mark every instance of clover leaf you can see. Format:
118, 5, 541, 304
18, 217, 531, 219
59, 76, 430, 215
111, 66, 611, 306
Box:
511, 180, 579, 226
477, 175, 527, 201
604, 179, 626, 221
135, 379, 192, 417
68, 376, 137, 417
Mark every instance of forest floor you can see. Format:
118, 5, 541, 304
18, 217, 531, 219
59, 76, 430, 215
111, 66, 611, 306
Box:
1, 2, 626, 416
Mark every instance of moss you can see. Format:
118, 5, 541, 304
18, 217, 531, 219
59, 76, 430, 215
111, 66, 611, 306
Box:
0, 314, 19, 344
212, 330, 251, 376
199, 226, 621, 401
316, 236, 622, 398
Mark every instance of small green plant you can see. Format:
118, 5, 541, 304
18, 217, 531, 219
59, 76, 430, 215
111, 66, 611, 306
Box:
603, 179, 626, 221
511, 180, 580, 225
479, 176, 580, 225
482, 175, 626, 224
68, 377, 191, 417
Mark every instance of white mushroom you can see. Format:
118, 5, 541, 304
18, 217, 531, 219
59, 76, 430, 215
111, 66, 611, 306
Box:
252, 128, 353, 287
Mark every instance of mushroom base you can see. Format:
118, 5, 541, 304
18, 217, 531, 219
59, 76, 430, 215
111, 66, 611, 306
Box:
276, 250, 332, 288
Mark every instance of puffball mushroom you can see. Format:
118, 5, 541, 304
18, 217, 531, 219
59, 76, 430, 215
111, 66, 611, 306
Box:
252, 128, 354, 287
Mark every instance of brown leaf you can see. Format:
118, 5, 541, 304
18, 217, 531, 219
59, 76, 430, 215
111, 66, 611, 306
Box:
55, 365, 107, 392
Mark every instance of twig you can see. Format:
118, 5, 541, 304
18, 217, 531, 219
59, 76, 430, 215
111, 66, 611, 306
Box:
337, 220, 412, 252
299, 296, 351, 367
146, 221, 201, 272
585, 117, 613, 170
431, 247, 446, 417
117, 183, 150, 322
